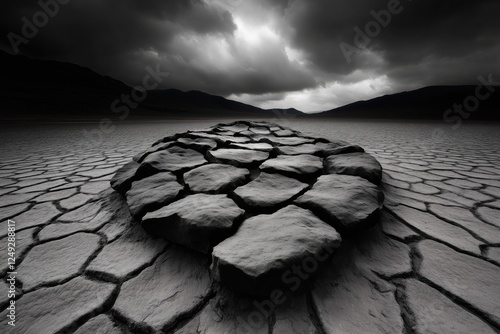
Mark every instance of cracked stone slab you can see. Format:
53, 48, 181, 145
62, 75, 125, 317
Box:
476, 206, 500, 228
212, 205, 341, 295
81, 181, 111, 195
405, 278, 496, 334
0, 192, 42, 208
249, 126, 271, 134
274, 129, 295, 137
380, 210, 420, 241
207, 148, 269, 167
325, 152, 382, 185
142, 194, 244, 253
487, 247, 500, 263
87, 222, 167, 282
38, 210, 113, 241
138, 146, 207, 176
295, 174, 384, 234
58, 201, 101, 223
18, 232, 102, 291
5, 202, 60, 235
188, 132, 252, 144
74, 314, 124, 334
78, 167, 118, 178
12, 179, 66, 193
260, 135, 315, 146
32, 188, 76, 202
177, 288, 270, 334
273, 291, 317, 334
110, 160, 141, 194
184, 164, 250, 193
229, 142, 274, 152
0, 203, 30, 221
353, 224, 412, 278
177, 137, 218, 152
418, 240, 500, 326
59, 193, 93, 210
429, 204, 500, 244
133, 141, 177, 162
233, 172, 309, 209
312, 245, 404, 334
391, 205, 482, 254
126, 172, 183, 220
0, 277, 115, 334
113, 246, 211, 333
218, 123, 249, 133
260, 154, 323, 176
276, 141, 356, 156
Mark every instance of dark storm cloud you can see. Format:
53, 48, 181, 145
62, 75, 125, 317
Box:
1, 0, 499, 110
0, 0, 317, 96
283, 0, 500, 86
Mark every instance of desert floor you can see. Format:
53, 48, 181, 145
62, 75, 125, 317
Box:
0, 118, 499, 334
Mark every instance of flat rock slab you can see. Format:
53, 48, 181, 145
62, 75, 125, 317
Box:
18, 232, 102, 291
325, 152, 382, 185
113, 246, 211, 333
126, 172, 183, 219
142, 194, 244, 253
295, 174, 384, 234
312, 247, 404, 334
86, 222, 167, 282
207, 148, 269, 166
229, 142, 274, 152
211, 205, 341, 295
184, 164, 250, 193
405, 279, 496, 334
177, 137, 218, 152
278, 142, 363, 156
260, 154, 323, 176
187, 132, 251, 144
418, 240, 500, 325
74, 314, 123, 334
138, 146, 207, 176
234, 172, 309, 209
110, 160, 140, 194
109, 121, 384, 295
0, 277, 115, 334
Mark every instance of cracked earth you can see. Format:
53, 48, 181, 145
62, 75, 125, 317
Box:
0, 119, 499, 334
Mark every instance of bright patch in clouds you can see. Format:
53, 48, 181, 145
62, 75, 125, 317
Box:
230, 75, 394, 112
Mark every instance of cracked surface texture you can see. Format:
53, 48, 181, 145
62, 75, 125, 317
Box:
0, 119, 499, 333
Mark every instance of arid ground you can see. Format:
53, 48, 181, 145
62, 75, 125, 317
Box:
0, 118, 499, 334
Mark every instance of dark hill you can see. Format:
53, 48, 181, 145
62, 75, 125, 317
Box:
317, 86, 500, 120
0, 51, 293, 120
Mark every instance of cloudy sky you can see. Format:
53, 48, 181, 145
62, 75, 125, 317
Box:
2, 0, 499, 112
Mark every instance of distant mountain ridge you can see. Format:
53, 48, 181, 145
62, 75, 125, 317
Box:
0, 51, 295, 120
1, 51, 498, 120
320, 85, 500, 120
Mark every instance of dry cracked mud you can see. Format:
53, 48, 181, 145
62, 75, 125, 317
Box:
0, 120, 499, 334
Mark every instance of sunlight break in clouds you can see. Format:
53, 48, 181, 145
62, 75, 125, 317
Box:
230, 75, 394, 113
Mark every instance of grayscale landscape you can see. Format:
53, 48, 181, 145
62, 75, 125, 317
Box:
1, 0, 499, 333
